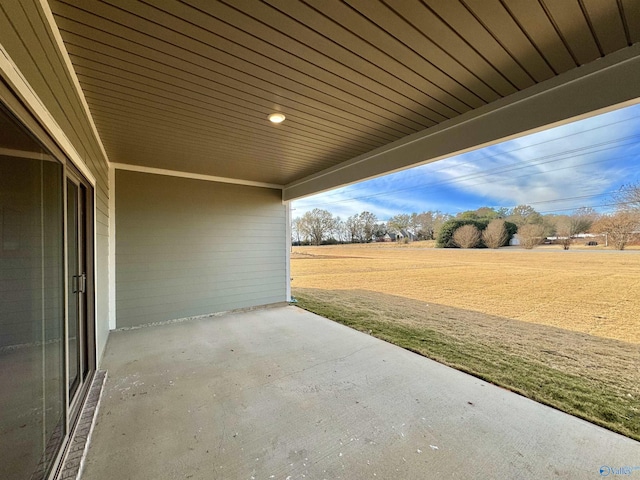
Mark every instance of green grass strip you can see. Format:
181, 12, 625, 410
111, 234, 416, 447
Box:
294, 293, 640, 441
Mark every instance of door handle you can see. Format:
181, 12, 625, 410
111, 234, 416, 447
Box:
73, 273, 86, 294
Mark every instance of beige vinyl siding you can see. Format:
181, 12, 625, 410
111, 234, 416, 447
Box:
115, 170, 286, 328
0, 1, 111, 358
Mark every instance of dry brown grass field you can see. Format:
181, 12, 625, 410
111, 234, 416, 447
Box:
292, 243, 640, 344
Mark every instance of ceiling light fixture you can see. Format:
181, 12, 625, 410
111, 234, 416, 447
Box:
268, 113, 286, 124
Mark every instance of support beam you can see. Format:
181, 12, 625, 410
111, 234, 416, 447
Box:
283, 44, 640, 201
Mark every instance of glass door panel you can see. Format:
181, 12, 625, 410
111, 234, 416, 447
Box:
0, 151, 65, 479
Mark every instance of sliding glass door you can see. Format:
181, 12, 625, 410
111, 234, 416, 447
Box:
0, 103, 95, 479
66, 173, 91, 412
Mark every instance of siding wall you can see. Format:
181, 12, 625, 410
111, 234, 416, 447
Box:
0, 1, 111, 358
115, 170, 286, 328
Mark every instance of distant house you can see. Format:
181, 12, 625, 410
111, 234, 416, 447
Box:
380, 230, 419, 242
396, 230, 419, 241
509, 234, 520, 246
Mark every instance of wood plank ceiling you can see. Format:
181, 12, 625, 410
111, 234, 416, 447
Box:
50, 0, 638, 186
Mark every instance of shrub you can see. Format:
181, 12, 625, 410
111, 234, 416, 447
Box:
482, 219, 508, 249
436, 219, 486, 247
437, 218, 516, 248
452, 224, 481, 248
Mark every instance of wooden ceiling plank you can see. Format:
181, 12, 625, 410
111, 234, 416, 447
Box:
53, 2, 434, 132
99, 130, 342, 172
502, 0, 576, 74
108, 143, 293, 184
308, 0, 493, 106
92, 115, 355, 169
358, 0, 501, 103
67, 47, 398, 145
151, 0, 451, 123
620, 0, 640, 44
94, 120, 345, 172
540, 0, 601, 65
61, 31, 412, 139
424, 0, 535, 90
73, 61, 385, 151
463, 0, 555, 82
202, 0, 469, 116
96, 123, 342, 172
82, 92, 373, 158
88, 0, 444, 126
581, 0, 629, 55
87, 105, 367, 172
79, 81, 384, 153
379, 0, 516, 98
98, 127, 341, 183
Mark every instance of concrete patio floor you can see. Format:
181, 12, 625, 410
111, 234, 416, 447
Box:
81, 306, 640, 480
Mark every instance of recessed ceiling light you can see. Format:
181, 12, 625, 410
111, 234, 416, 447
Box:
268, 113, 286, 124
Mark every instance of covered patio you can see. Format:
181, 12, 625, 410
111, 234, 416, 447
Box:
81, 306, 639, 479
2, 2, 640, 479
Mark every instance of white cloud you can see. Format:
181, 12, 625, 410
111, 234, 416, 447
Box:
415, 105, 640, 211
293, 103, 640, 217
292, 186, 424, 220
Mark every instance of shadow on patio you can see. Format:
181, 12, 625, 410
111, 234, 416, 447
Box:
81, 306, 640, 479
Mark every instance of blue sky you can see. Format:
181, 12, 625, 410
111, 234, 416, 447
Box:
293, 103, 640, 221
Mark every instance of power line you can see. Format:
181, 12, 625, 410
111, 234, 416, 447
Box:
298, 146, 640, 208
312, 110, 640, 201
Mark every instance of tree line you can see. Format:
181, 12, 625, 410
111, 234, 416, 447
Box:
292, 183, 640, 250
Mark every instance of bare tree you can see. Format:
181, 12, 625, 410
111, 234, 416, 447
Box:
553, 207, 598, 250
299, 208, 337, 246
614, 182, 640, 211
345, 211, 378, 243
345, 214, 359, 243
482, 219, 508, 249
452, 224, 481, 248
553, 217, 573, 250
593, 211, 640, 250
518, 223, 546, 249
292, 217, 303, 245
432, 211, 452, 241
410, 211, 450, 240
387, 213, 411, 236
359, 211, 378, 242
570, 207, 598, 237
334, 217, 348, 243
588, 182, 640, 250
508, 204, 543, 227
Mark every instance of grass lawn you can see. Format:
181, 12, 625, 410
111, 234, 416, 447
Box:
291, 245, 640, 441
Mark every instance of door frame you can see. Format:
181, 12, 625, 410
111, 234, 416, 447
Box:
64, 166, 96, 424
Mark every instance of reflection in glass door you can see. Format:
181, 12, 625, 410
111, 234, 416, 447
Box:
0, 107, 65, 480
